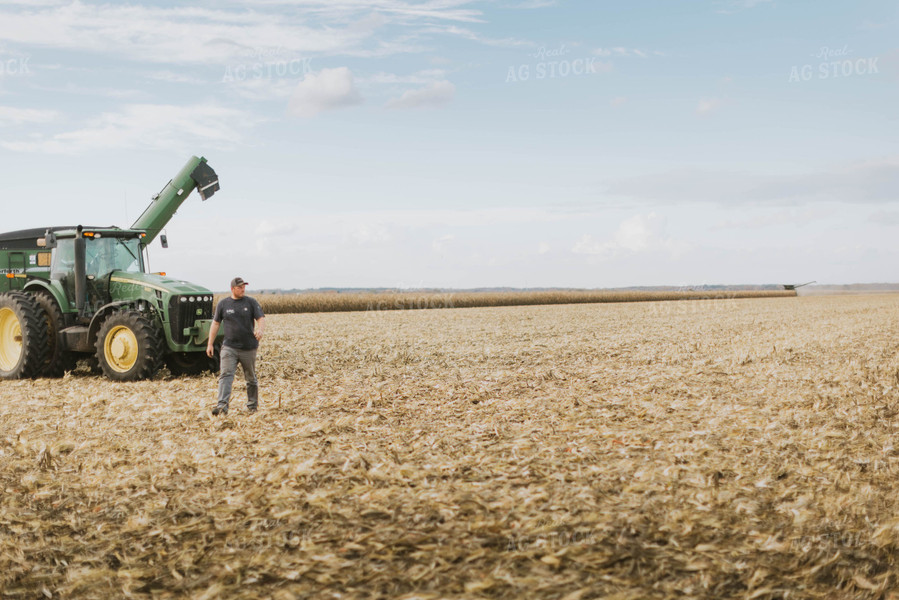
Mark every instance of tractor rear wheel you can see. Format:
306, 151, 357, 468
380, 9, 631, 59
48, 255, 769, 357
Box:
33, 293, 76, 378
0, 292, 50, 380
95, 311, 163, 381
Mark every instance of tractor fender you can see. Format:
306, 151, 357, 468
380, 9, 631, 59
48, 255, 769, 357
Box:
87, 301, 152, 347
23, 280, 68, 312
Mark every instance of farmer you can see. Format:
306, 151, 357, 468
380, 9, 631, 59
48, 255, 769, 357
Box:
207, 277, 266, 415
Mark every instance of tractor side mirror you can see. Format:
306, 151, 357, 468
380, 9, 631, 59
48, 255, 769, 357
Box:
40, 231, 57, 249
160, 234, 169, 249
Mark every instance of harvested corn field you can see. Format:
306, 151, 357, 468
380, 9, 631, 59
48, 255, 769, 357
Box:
2, 293, 899, 599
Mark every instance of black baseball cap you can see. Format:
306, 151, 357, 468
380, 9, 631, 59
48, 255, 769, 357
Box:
230, 277, 248, 288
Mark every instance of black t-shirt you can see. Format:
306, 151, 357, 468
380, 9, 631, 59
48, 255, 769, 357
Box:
213, 296, 265, 350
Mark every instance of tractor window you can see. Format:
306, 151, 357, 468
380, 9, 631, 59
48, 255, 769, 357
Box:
50, 239, 75, 279
113, 238, 144, 273
85, 237, 144, 277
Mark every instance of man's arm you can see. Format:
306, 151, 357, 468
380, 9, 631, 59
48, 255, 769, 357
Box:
252, 298, 265, 342
206, 320, 220, 357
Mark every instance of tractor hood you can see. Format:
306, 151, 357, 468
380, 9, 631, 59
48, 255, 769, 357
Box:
108, 272, 213, 296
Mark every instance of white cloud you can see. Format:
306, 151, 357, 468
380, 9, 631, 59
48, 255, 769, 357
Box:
716, 0, 774, 12
572, 213, 687, 258
0, 5, 357, 64
696, 97, 723, 115
423, 25, 532, 48
0, 103, 255, 153
595, 61, 615, 74
868, 210, 899, 225
348, 223, 392, 245
614, 213, 663, 252
386, 80, 455, 109
0, 1, 493, 68
361, 69, 447, 85
254, 213, 395, 258
145, 71, 206, 85
880, 49, 899, 82
571, 235, 607, 256
504, 0, 558, 8
432, 234, 455, 252
0, 0, 66, 5
713, 207, 836, 230
247, 207, 574, 264
593, 47, 662, 58
229, 77, 297, 102
255, 220, 295, 237
0, 105, 59, 125
233, 1, 486, 24
256, 207, 566, 236
29, 83, 144, 100
288, 67, 363, 118
537, 242, 550, 254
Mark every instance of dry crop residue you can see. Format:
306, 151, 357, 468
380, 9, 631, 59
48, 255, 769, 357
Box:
2, 294, 899, 599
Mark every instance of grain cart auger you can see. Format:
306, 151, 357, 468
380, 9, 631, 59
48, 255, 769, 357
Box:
782, 281, 816, 292
0, 156, 223, 381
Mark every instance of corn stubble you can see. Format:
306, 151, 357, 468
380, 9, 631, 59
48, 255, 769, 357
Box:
2, 293, 899, 599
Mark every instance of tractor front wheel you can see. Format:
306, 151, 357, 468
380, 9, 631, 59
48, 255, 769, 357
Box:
95, 311, 163, 381
166, 350, 217, 377
0, 292, 50, 380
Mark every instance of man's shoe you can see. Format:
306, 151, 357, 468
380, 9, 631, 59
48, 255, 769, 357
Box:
248, 408, 257, 414
212, 407, 227, 416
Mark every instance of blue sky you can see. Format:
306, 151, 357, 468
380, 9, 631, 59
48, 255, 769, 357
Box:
0, 0, 897, 290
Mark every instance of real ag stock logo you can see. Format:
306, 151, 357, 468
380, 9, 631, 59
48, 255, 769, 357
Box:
789, 45, 880, 83
222, 47, 312, 83
505, 44, 603, 83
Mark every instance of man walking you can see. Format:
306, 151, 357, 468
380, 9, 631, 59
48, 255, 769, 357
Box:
207, 277, 266, 415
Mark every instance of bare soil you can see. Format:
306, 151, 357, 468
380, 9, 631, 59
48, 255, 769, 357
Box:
2, 294, 899, 599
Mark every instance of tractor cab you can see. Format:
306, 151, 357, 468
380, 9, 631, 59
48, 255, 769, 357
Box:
47, 227, 148, 314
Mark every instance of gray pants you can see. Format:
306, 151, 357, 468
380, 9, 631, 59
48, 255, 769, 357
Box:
217, 346, 258, 411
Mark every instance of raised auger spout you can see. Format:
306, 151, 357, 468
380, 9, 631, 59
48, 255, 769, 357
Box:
131, 156, 220, 245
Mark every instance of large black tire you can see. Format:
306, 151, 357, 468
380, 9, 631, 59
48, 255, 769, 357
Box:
32, 292, 76, 378
0, 292, 50, 380
166, 350, 217, 376
94, 311, 164, 381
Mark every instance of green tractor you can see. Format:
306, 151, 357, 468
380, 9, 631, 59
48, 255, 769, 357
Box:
0, 156, 223, 381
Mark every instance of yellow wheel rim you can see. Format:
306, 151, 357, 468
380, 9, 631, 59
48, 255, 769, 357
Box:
0, 307, 23, 372
104, 325, 139, 373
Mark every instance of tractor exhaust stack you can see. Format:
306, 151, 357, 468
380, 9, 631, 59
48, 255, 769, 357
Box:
74, 225, 86, 315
